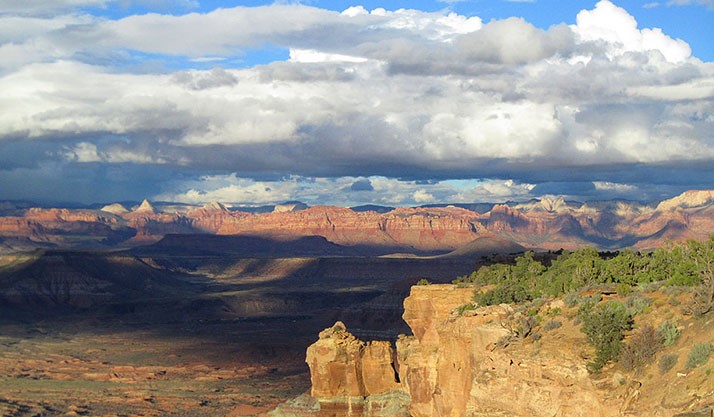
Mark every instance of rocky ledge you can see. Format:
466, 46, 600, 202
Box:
270, 284, 714, 417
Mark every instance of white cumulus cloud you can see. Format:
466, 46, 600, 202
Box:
0, 1, 712, 204
571, 0, 691, 63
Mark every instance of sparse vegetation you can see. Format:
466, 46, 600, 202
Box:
619, 324, 663, 371
657, 321, 680, 346
638, 281, 664, 293
689, 274, 714, 317
579, 300, 634, 373
457, 239, 714, 375
543, 320, 562, 332
547, 307, 562, 316
617, 283, 633, 296
686, 343, 714, 369
416, 278, 431, 286
494, 334, 515, 349
456, 303, 476, 316
564, 292, 579, 308
625, 294, 652, 315
659, 354, 678, 374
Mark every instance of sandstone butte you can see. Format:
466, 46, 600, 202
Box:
269, 284, 714, 417
2, 190, 714, 252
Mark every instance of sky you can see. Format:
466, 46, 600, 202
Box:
0, 0, 713, 207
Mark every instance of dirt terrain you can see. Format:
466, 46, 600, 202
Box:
0, 320, 308, 417
0, 249, 476, 416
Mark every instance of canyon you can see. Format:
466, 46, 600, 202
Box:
0, 246, 475, 416
2, 191, 714, 416
1, 190, 714, 255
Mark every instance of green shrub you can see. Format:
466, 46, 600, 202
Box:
576, 294, 602, 321
416, 278, 431, 286
474, 282, 531, 306
686, 343, 714, 369
619, 324, 663, 371
457, 303, 476, 316
564, 292, 579, 308
466, 263, 512, 285
580, 300, 634, 373
543, 320, 562, 332
657, 321, 680, 346
659, 354, 678, 374
452, 275, 469, 285
537, 248, 604, 296
665, 244, 701, 286
617, 283, 633, 296
461, 237, 714, 310
471, 252, 546, 306
585, 293, 603, 304
547, 307, 562, 316
625, 294, 652, 315
637, 281, 663, 293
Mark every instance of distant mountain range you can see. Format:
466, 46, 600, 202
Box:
1, 190, 714, 255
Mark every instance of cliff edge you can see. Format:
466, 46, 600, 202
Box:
270, 284, 714, 417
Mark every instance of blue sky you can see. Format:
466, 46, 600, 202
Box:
83, 0, 714, 63
0, 0, 713, 206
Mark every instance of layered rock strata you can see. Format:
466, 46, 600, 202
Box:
301, 321, 409, 417
4, 190, 714, 252
272, 284, 714, 417
396, 286, 619, 417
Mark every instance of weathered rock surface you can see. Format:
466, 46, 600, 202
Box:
270, 321, 408, 417
398, 286, 620, 417
307, 321, 400, 399
272, 284, 714, 417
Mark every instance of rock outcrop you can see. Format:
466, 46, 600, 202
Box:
656, 190, 714, 211
271, 321, 409, 417
298, 321, 408, 417
133, 199, 156, 214
272, 284, 714, 417
100, 203, 129, 215
397, 286, 621, 417
274, 202, 308, 213
213, 206, 486, 252
307, 322, 401, 399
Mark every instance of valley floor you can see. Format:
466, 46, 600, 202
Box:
0, 253, 476, 416
0, 318, 311, 417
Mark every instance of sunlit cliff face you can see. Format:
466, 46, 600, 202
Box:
1, 189, 714, 255
276, 282, 714, 417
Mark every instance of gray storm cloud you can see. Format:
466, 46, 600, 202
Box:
0, 1, 712, 204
